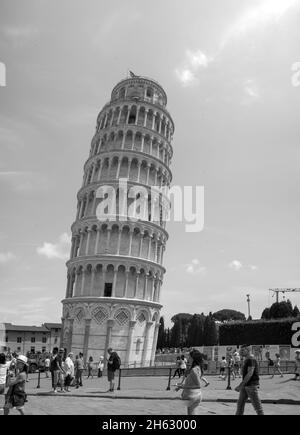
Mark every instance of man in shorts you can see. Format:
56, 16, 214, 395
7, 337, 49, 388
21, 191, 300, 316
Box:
107, 347, 121, 392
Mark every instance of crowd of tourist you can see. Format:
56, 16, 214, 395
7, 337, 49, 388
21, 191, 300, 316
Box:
0, 346, 299, 415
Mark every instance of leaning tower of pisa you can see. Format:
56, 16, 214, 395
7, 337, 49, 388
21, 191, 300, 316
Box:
61, 74, 174, 367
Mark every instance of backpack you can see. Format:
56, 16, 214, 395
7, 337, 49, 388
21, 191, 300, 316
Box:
112, 353, 121, 370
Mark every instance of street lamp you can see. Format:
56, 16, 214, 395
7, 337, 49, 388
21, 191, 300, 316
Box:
246, 294, 251, 320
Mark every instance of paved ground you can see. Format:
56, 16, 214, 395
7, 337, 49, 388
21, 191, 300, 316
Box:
1, 396, 300, 415
1, 373, 299, 415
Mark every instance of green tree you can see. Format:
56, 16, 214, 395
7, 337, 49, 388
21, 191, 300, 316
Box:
157, 317, 165, 349
269, 301, 293, 319
203, 312, 218, 346
170, 313, 193, 347
187, 314, 206, 346
261, 308, 271, 320
213, 309, 246, 322
293, 305, 300, 318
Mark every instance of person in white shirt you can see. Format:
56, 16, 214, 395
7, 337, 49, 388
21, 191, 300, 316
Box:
63, 353, 74, 392
98, 356, 104, 378
44, 356, 50, 378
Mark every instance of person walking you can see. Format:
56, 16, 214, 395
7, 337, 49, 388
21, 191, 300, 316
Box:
44, 355, 50, 378
3, 355, 28, 415
74, 352, 84, 389
179, 355, 187, 378
172, 357, 182, 379
63, 353, 74, 392
235, 344, 264, 415
107, 347, 121, 392
219, 357, 227, 380
198, 354, 210, 387
50, 347, 64, 393
232, 351, 241, 378
98, 356, 104, 378
271, 353, 283, 378
87, 356, 94, 379
293, 350, 300, 380
175, 350, 203, 415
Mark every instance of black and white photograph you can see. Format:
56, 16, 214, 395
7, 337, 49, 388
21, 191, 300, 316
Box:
1, 0, 300, 418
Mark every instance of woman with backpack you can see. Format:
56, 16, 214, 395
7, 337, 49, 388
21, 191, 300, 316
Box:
3, 355, 28, 415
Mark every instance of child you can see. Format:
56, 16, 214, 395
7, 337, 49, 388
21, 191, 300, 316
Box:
98, 356, 104, 378
4, 355, 28, 415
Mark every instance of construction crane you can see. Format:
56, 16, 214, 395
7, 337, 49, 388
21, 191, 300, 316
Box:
269, 288, 300, 303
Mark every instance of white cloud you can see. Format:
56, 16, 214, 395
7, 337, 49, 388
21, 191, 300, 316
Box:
243, 79, 261, 104
175, 50, 212, 86
221, 0, 299, 47
185, 258, 207, 275
37, 233, 71, 260
229, 260, 243, 271
249, 265, 259, 271
0, 252, 16, 264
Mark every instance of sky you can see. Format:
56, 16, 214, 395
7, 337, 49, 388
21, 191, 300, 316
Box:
0, 0, 300, 328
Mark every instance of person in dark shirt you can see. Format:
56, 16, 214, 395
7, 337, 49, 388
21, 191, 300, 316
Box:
107, 347, 121, 392
235, 344, 264, 415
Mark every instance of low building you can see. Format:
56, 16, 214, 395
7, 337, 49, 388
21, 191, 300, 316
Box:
0, 323, 62, 354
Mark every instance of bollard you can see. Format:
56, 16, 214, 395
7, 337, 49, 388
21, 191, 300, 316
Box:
117, 369, 121, 391
36, 369, 41, 389
226, 366, 232, 390
166, 368, 172, 391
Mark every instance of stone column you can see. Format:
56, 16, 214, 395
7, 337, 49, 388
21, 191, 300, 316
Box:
90, 268, 96, 296
78, 231, 84, 255
122, 132, 126, 149
117, 108, 122, 125
80, 270, 86, 296
92, 192, 97, 215
85, 229, 92, 256
141, 134, 145, 152
134, 272, 140, 298
74, 272, 79, 297
68, 318, 74, 353
141, 321, 153, 366
94, 228, 100, 254
97, 161, 103, 182
117, 228, 122, 255
91, 165, 96, 183
116, 159, 122, 179
143, 273, 148, 299
125, 320, 136, 366
124, 269, 130, 298
60, 317, 65, 349
138, 232, 144, 257
128, 229, 134, 256
146, 164, 151, 185
150, 137, 153, 155
144, 110, 148, 128
65, 275, 71, 299
137, 162, 142, 182
83, 318, 91, 364
112, 269, 118, 297
147, 234, 152, 260
152, 113, 156, 130
150, 322, 160, 365
127, 158, 132, 179
105, 228, 111, 253
104, 319, 114, 366
79, 201, 84, 219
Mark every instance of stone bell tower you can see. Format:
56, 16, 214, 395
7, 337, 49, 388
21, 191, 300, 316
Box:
61, 74, 174, 366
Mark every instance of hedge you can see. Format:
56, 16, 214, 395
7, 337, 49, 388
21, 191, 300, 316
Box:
219, 317, 300, 345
